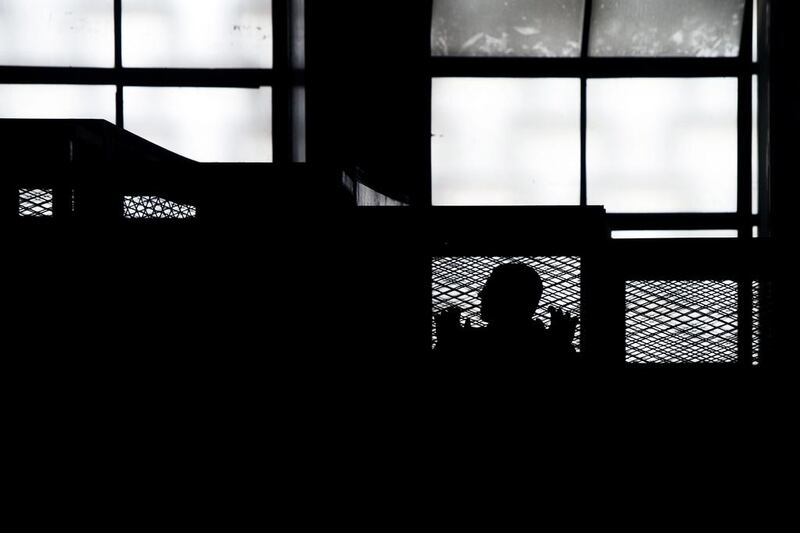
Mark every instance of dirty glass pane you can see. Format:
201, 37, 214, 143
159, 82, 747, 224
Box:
291, 0, 305, 70
123, 0, 272, 68
432, 78, 580, 206
432, 0, 585, 57
589, 0, 746, 57
0, 0, 114, 67
124, 87, 272, 162
588, 78, 737, 213
0, 84, 115, 121
292, 86, 306, 163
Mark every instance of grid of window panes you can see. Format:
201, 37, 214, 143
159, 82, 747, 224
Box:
0, 1, 300, 163
430, 0, 759, 239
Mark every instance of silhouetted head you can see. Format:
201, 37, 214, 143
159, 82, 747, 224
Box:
479, 263, 543, 325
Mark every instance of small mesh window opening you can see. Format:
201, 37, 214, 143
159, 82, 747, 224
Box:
18, 189, 54, 217
123, 196, 196, 219
626, 280, 747, 364
432, 256, 581, 350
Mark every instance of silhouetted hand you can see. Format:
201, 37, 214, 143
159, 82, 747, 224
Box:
548, 306, 577, 347
435, 306, 464, 345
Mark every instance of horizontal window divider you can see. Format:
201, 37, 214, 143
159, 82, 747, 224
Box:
608, 213, 757, 231
0, 67, 276, 88
431, 57, 753, 78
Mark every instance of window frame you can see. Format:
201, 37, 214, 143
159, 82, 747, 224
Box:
0, 0, 303, 163
427, 0, 770, 366
428, 0, 765, 237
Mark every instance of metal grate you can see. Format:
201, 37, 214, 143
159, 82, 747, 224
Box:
123, 196, 196, 219
432, 256, 581, 350
626, 280, 739, 364
19, 188, 54, 217
752, 281, 760, 366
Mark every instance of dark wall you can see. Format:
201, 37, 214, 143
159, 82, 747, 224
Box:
764, 0, 799, 369
307, 0, 432, 205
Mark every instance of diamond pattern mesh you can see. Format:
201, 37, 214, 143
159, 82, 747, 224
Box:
19, 188, 53, 217
123, 196, 196, 219
432, 256, 581, 350
626, 280, 739, 364
752, 281, 760, 366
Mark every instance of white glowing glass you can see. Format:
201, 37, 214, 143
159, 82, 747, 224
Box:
0, 0, 114, 67
124, 87, 272, 162
122, 0, 272, 68
612, 230, 738, 239
291, 0, 305, 70
589, 0, 745, 57
587, 78, 738, 213
432, 0, 585, 57
752, 75, 759, 215
432, 78, 580, 206
292, 86, 306, 163
0, 84, 115, 121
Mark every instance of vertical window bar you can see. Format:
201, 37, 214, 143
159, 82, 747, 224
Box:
757, 0, 771, 237
425, 0, 434, 207
737, 1, 755, 365
272, 0, 290, 163
114, 0, 123, 128
738, 0, 753, 237
579, 1, 593, 207
580, 77, 587, 207
114, 0, 123, 124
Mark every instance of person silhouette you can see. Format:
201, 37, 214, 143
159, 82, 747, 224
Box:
434, 263, 578, 360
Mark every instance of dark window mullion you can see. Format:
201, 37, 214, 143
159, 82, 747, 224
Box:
580, 1, 593, 207
580, 77, 587, 207
431, 57, 751, 78
737, 0, 755, 366
271, 0, 291, 164
114, 0, 123, 128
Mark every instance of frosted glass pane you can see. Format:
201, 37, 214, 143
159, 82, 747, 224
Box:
432, 0, 585, 57
612, 230, 738, 239
587, 78, 737, 213
292, 86, 306, 163
432, 78, 580, 206
123, 0, 272, 68
124, 87, 271, 162
291, 0, 305, 70
752, 75, 758, 215
0, 84, 115, 121
589, 0, 745, 57
0, 0, 114, 67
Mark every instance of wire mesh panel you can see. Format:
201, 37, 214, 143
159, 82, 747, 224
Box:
431, 256, 581, 350
752, 280, 760, 365
18, 189, 54, 217
123, 196, 196, 219
626, 280, 738, 364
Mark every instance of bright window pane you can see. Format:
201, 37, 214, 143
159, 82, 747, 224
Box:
291, 0, 305, 70
752, 75, 758, 215
0, 0, 114, 67
124, 87, 272, 162
292, 86, 306, 163
589, 0, 745, 57
432, 0, 585, 57
432, 78, 580, 206
612, 230, 738, 239
0, 84, 115, 121
123, 0, 272, 68
588, 78, 737, 213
